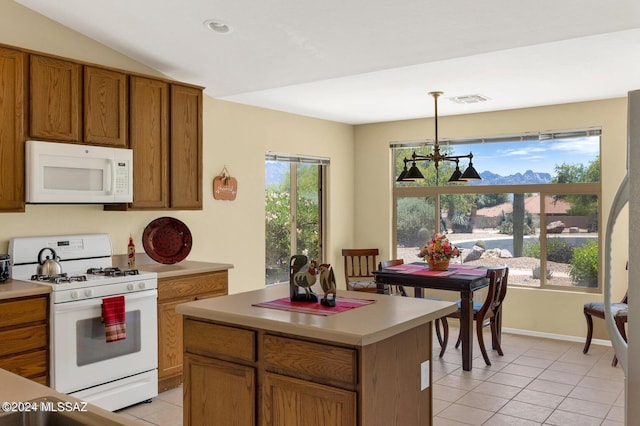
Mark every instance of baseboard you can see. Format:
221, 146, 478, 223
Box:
502, 327, 612, 347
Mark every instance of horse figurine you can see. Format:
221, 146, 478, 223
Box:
289, 255, 318, 302
318, 263, 337, 307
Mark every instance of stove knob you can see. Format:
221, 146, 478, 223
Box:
127, 283, 134, 291
138, 282, 146, 290
85, 289, 93, 297
71, 291, 79, 299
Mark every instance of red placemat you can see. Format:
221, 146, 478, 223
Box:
253, 297, 375, 316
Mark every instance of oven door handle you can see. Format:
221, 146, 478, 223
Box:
53, 289, 157, 313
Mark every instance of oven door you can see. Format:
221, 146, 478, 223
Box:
51, 289, 157, 394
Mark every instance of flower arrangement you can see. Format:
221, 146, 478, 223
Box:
418, 233, 460, 262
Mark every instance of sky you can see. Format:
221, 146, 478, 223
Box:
448, 136, 601, 176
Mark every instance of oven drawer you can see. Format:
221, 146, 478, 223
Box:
0, 349, 47, 379
0, 297, 47, 328
263, 335, 357, 389
0, 324, 47, 357
184, 319, 255, 363
158, 271, 228, 301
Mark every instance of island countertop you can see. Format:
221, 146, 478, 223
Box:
176, 283, 456, 347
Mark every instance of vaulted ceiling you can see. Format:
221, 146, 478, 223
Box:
15, 0, 640, 124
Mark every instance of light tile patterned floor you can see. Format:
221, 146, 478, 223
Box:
117, 325, 626, 425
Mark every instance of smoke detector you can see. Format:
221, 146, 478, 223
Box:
448, 94, 490, 104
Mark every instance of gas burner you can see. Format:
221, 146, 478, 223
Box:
53, 275, 88, 284
86, 267, 140, 277
31, 273, 88, 284
31, 273, 68, 281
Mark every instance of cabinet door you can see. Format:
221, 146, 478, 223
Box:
170, 84, 202, 209
0, 47, 26, 211
129, 76, 169, 208
184, 353, 255, 426
158, 297, 187, 390
84, 66, 128, 147
29, 54, 82, 141
262, 372, 356, 426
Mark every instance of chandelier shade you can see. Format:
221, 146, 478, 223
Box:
396, 91, 481, 183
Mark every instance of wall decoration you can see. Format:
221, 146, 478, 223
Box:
213, 166, 237, 200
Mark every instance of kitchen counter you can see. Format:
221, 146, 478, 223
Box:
0, 368, 137, 425
176, 283, 455, 346
0, 279, 50, 300
112, 254, 233, 279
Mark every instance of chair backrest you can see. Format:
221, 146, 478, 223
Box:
379, 259, 404, 269
477, 266, 509, 321
342, 248, 379, 285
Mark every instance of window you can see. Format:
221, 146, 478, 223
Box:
265, 153, 327, 285
392, 130, 601, 290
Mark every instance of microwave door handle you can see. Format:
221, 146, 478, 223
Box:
108, 159, 116, 195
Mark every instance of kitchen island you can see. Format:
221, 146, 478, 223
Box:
176, 284, 456, 426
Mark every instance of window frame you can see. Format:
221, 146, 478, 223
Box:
391, 131, 602, 293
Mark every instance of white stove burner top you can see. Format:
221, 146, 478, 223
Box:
8, 233, 158, 303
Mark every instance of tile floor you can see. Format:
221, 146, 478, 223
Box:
117, 325, 626, 425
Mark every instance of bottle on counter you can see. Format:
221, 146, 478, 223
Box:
127, 235, 136, 269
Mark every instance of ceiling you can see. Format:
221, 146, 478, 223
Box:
15, 0, 640, 124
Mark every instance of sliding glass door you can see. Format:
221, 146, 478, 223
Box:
265, 156, 326, 285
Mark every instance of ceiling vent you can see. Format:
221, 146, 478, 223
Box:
448, 94, 490, 104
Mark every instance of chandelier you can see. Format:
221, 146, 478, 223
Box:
397, 91, 481, 183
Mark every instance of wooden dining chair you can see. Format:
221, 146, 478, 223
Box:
342, 248, 379, 292
583, 291, 628, 366
378, 259, 407, 296
438, 266, 509, 365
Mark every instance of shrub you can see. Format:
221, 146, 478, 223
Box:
523, 239, 541, 258
546, 238, 573, 264
569, 240, 599, 287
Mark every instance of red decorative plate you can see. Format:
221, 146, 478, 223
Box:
142, 217, 192, 264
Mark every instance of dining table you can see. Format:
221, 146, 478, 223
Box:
373, 262, 490, 371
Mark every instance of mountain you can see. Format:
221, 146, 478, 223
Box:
469, 170, 552, 185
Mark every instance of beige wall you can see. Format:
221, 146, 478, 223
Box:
0, 1, 355, 294
354, 99, 630, 340
1, 1, 630, 341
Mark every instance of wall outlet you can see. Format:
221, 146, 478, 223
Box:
421, 360, 430, 390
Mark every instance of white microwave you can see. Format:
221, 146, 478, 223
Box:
26, 140, 133, 204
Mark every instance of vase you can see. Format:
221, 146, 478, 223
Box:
427, 258, 450, 271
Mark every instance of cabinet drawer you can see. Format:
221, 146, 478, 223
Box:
0, 349, 47, 379
0, 297, 47, 328
0, 324, 47, 357
184, 319, 255, 363
158, 272, 227, 301
263, 335, 357, 389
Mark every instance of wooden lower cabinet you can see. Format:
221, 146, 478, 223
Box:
184, 353, 255, 426
263, 372, 356, 426
157, 271, 228, 391
0, 294, 49, 384
183, 317, 431, 426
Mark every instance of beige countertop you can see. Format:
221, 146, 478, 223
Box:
112, 254, 233, 279
0, 279, 50, 300
176, 283, 456, 347
0, 369, 137, 425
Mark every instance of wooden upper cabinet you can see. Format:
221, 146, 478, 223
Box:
84, 66, 128, 147
0, 47, 27, 212
171, 84, 203, 210
29, 54, 82, 142
129, 76, 169, 208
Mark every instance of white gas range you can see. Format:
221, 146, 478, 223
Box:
9, 234, 158, 412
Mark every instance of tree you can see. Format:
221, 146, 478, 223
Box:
552, 156, 599, 229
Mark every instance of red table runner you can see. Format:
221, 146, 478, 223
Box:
384, 262, 487, 276
253, 296, 375, 316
